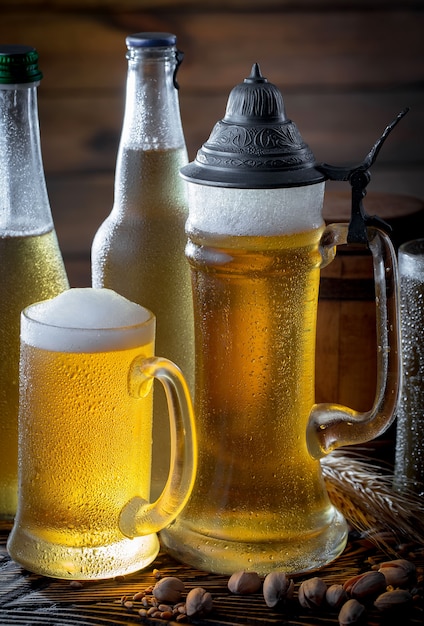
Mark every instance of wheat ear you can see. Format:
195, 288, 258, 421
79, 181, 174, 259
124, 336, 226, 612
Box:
322, 450, 424, 548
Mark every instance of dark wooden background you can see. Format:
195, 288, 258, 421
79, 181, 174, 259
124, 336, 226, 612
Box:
1, 0, 423, 288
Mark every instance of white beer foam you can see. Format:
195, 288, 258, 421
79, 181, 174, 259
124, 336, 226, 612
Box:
185, 183, 325, 237
21, 288, 154, 353
399, 240, 424, 278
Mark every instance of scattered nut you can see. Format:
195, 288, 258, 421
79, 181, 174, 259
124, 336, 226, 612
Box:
326, 583, 349, 609
69, 580, 84, 589
121, 549, 420, 624
152, 576, 185, 604
228, 571, 262, 594
338, 598, 366, 625
262, 571, 294, 608
160, 610, 174, 620
185, 587, 213, 617
374, 588, 414, 612
378, 559, 417, 588
343, 571, 386, 601
298, 576, 327, 609
132, 591, 144, 601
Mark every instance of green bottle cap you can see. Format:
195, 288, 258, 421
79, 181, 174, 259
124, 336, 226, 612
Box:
0, 45, 43, 84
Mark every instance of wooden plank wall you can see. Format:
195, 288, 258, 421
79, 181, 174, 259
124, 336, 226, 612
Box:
1, 0, 423, 288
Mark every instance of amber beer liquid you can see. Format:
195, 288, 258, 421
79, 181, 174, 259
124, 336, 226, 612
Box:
8, 289, 158, 579
160, 186, 346, 574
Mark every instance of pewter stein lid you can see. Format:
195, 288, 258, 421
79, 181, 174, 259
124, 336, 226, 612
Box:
180, 63, 326, 188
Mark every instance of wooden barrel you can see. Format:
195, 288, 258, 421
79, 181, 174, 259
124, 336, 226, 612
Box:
315, 191, 424, 424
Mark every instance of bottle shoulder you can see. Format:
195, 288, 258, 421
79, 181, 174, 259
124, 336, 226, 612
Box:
92, 207, 188, 248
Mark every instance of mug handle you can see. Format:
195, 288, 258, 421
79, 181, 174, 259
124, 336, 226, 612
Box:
119, 356, 197, 538
306, 223, 401, 459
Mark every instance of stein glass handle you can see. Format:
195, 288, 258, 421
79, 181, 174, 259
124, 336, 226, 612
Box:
119, 356, 197, 538
307, 222, 401, 460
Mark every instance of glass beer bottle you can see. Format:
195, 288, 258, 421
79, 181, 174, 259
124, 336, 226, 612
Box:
0, 45, 69, 520
91, 33, 194, 497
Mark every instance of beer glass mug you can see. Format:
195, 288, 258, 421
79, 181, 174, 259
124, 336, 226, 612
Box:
7, 288, 196, 579
160, 65, 401, 575
394, 239, 424, 496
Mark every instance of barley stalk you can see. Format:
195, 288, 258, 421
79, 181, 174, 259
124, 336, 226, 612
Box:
321, 450, 424, 548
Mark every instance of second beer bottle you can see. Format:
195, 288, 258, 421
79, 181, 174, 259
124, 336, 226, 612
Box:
91, 33, 194, 497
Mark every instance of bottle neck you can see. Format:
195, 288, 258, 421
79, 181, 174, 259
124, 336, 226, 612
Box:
120, 46, 186, 150
0, 83, 53, 236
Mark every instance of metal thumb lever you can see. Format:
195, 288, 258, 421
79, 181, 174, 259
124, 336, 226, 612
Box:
317, 107, 410, 244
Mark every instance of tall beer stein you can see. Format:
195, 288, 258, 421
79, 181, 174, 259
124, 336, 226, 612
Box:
158, 65, 403, 575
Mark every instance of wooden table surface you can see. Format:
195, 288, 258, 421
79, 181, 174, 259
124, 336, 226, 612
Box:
1, 522, 423, 626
